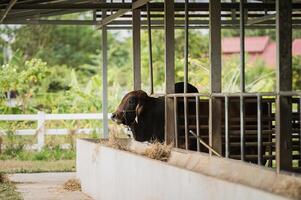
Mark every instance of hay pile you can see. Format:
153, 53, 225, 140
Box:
105, 133, 129, 151
143, 142, 173, 162
63, 178, 81, 191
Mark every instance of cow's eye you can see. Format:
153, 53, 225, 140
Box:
129, 98, 136, 104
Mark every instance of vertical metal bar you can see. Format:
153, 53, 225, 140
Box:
184, 0, 189, 93
231, 0, 236, 23
164, 0, 175, 144
240, 0, 246, 162
225, 96, 229, 158
174, 96, 178, 148
184, 96, 188, 150
240, 95, 245, 161
209, 98, 213, 156
196, 96, 200, 152
240, 0, 245, 93
102, 8, 109, 138
299, 96, 301, 168
209, 0, 222, 155
257, 94, 262, 165
275, 0, 293, 173
268, 101, 273, 167
146, 2, 154, 94
132, 3, 141, 90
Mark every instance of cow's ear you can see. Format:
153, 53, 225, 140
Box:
135, 103, 143, 124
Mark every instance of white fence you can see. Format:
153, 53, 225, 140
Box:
0, 111, 111, 150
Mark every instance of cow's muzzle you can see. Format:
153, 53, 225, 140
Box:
111, 112, 123, 124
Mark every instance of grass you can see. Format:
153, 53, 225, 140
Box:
0, 173, 22, 200
0, 160, 75, 173
0, 144, 76, 173
0, 145, 76, 161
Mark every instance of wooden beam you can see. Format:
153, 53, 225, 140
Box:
0, 0, 18, 23
132, 2, 141, 90
209, 0, 222, 155
164, 0, 175, 145
275, 0, 293, 173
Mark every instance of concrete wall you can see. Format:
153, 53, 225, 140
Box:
76, 139, 290, 200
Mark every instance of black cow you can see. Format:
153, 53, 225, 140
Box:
111, 82, 198, 142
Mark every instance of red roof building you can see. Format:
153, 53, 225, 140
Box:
222, 36, 301, 68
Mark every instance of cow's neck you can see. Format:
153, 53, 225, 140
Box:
130, 97, 165, 142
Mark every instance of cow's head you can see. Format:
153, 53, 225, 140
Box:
111, 90, 148, 126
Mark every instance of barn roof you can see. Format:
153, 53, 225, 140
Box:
222, 36, 270, 54
0, 0, 301, 28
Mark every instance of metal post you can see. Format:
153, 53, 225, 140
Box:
239, 0, 246, 161
164, 0, 175, 145
196, 96, 200, 152
147, 2, 154, 94
102, 8, 109, 139
183, 0, 189, 150
174, 96, 178, 147
209, 0, 222, 155
299, 97, 301, 168
257, 94, 262, 165
275, 0, 292, 173
225, 96, 229, 158
184, 0, 188, 93
133, 3, 141, 90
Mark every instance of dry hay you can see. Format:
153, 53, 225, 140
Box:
63, 178, 81, 191
271, 178, 301, 200
99, 128, 129, 151
143, 142, 173, 162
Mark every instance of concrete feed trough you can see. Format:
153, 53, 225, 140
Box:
76, 138, 301, 200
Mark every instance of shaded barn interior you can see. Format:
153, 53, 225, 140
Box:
174, 96, 301, 168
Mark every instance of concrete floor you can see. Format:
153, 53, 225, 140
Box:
9, 172, 93, 200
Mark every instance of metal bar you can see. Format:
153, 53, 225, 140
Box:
240, 0, 245, 93
209, 0, 222, 155
147, 2, 154, 94
225, 96, 229, 158
247, 13, 275, 25
268, 101, 273, 168
275, 0, 293, 173
132, 0, 150, 10
0, 0, 18, 23
102, 7, 109, 139
184, 0, 188, 94
257, 94, 262, 165
133, 3, 141, 90
239, 0, 246, 162
184, 96, 188, 150
196, 96, 200, 152
240, 95, 245, 161
98, 0, 150, 27
209, 97, 213, 156
189, 130, 222, 157
299, 97, 301, 168
100, 8, 128, 26
174, 97, 178, 148
4, 2, 301, 11
164, 0, 175, 145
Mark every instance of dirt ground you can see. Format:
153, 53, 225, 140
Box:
9, 172, 92, 200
